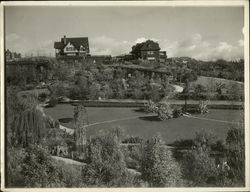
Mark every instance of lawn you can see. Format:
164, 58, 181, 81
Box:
44, 104, 243, 143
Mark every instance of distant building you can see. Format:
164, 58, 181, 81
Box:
130, 40, 167, 62
5, 49, 21, 62
54, 35, 90, 58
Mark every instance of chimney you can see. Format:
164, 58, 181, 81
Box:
63, 35, 66, 45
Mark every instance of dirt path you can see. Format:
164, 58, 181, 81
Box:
183, 114, 243, 124
61, 112, 241, 136
62, 114, 154, 135
52, 156, 86, 166
52, 155, 141, 175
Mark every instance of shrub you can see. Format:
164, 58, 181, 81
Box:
225, 126, 245, 185
19, 145, 65, 187
122, 136, 143, 144
48, 96, 58, 107
173, 106, 183, 118
157, 102, 173, 120
141, 135, 182, 187
82, 129, 132, 187
181, 148, 218, 186
38, 92, 47, 102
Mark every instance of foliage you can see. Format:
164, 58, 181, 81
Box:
157, 102, 173, 120
193, 129, 217, 150
11, 105, 47, 147
47, 95, 58, 107
122, 136, 144, 144
225, 125, 245, 185
74, 104, 88, 153
141, 135, 182, 187
197, 100, 209, 114
181, 148, 218, 186
172, 106, 183, 118
143, 100, 174, 120
19, 145, 65, 187
82, 129, 133, 187
6, 147, 26, 187
6, 145, 84, 187
144, 99, 158, 113
88, 82, 101, 100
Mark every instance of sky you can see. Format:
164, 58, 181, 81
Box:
5, 6, 244, 61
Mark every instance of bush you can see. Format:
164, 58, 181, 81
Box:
181, 148, 218, 186
38, 92, 47, 102
225, 126, 245, 185
141, 135, 182, 187
157, 102, 173, 120
173, 107, 183, 118
82, 129, 133, 187
48, 96, 58, 107
6, 145, 85, 187
122, 136, 143, 144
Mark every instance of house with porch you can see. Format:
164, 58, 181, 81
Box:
54, 35, 90, 58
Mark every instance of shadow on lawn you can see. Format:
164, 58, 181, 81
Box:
139, 115, 161, 121
59, 118, 73, 123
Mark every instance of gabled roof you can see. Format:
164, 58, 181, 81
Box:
61, 37, 89, 51
54, 37, 89, 52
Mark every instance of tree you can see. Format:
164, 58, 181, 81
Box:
181, 147, 218, 186
225, 125, 245, 185
101, 83, 113, 99
74, 104, 88, 154
82, 129, 131, 187
141, 135, 182, 187
19, 145, 64, 187
181, 130, 218, 186
88, 82, 101, 100
11, 105, 47, 147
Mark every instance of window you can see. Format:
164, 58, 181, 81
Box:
66, 47, 74, 51
160, 52, 165, 56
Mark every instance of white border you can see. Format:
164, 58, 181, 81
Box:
0, 1, 249, 192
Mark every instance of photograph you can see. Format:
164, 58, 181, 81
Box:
1, 1, 249, 190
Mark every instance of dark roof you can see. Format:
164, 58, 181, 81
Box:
131, 40, 160, 53
54, 37, 89, 52
54, 42, 64, 49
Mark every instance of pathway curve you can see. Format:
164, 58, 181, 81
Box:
61, 113, 242, 135
183, 114, 243, 125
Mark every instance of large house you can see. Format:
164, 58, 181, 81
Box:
54, 35, 90, 58
130, 40, 167, 62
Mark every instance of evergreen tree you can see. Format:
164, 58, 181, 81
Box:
82, 130, 131, 187
141, 135, 182, 187
74, 104, 88, 154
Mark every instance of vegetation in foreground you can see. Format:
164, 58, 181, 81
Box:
6, 88, 245, 187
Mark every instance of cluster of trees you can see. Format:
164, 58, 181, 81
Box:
7, 123, 245, 188
49, 64, 176, 102
170, 57, 244, 82
175, 125, 245, 187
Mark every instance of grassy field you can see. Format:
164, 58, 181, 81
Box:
45, 104, 243, 143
